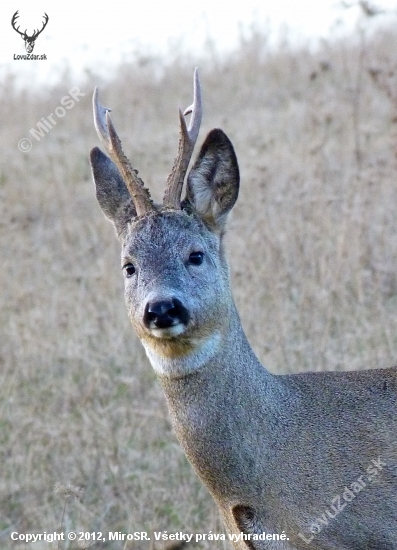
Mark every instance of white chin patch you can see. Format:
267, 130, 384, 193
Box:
150, 323, 186, 339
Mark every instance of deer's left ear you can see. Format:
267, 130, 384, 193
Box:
184, 129, 239, 232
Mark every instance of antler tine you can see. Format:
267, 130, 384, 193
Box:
11, 11, 24, 36
163, 67, 202, 209
93, 87, 154, 218
32, 13, 49, 39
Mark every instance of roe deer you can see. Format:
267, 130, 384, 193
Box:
90, 69, 397, 549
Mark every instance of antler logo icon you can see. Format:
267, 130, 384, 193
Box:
11, 11, 49, 53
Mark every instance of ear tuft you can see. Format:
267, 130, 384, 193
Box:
90, 147, 136, 237
185, 129, 239, 231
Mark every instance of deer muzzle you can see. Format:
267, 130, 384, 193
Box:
143, 298, 190, 338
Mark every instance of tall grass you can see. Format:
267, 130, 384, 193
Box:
1, 18, 397, 549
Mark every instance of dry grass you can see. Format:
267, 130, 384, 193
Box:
1, 18, 397, 549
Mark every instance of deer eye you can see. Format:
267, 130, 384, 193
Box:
123, 263, 136, 277
188, 251, 204, 265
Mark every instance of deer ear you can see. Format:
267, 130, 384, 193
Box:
184, 129, 239, 232
90, 147, 136, 238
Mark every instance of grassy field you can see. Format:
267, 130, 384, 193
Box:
1, 16, 397, 549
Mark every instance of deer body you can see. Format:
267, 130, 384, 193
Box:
90, 71, 397, 549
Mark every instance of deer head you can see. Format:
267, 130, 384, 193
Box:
90, 69, 240, 371
11, 11, 48, 53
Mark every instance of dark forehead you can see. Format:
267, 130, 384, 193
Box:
123, 210, 210, 254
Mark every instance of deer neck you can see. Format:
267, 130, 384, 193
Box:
142, 331, 222, 378
150, 301, 278, 506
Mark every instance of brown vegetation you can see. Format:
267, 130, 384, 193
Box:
1, 17, 397, 549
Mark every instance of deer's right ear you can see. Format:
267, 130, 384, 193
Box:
90, 147, 137, 237
184, 129, 239, 232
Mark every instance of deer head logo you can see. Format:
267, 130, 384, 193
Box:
11, 11, 49, 53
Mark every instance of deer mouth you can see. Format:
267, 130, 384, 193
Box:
150, 322, 187, 339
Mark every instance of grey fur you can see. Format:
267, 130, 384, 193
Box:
90, 75, 397, 550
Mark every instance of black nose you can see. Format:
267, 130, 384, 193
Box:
144, 298, 189, 329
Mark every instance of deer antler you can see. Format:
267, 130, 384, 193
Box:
93, 88, 154, 217
163, 68, 202, 209
30, 13, 49, 41
11, 11, 49, 41
11, 11, 25, 38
